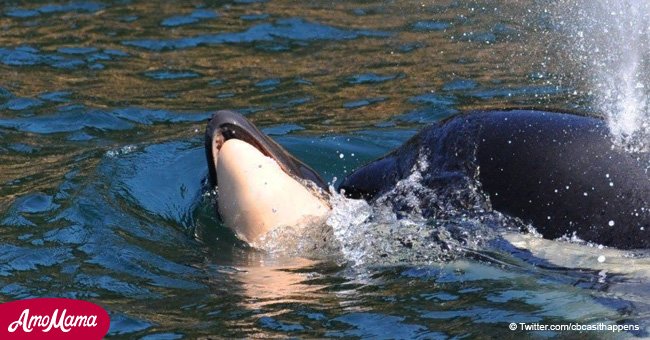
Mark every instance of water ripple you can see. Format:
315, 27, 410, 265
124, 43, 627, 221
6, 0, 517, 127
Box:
343, 97, 386, 109
412, 20, 452, 31
123, 18, 390, 51
144, 70, 201, 80
0, 245, 73, 276
346, 72, 404, 85
327, 313, 435, 339
161, 9, 218, 27
0, 106, 211, 134
0, 46, 127, 70
6, 2, 104, 18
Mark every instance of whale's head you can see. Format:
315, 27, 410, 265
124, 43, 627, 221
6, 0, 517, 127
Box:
205, 110, 330, 243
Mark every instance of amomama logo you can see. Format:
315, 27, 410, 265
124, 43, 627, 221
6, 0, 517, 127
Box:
0, 298, 110, 339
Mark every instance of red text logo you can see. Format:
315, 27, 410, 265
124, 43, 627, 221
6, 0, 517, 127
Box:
0, 298, 110, 339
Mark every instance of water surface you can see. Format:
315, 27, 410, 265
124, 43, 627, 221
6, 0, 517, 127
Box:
1, 0, 648, 338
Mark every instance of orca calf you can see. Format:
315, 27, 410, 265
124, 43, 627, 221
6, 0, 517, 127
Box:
205, 110, 329, 243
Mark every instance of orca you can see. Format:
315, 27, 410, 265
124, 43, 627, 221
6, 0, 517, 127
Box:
205, 110, 329, 243
206, 110, 650, 249
341, 110, 650, 249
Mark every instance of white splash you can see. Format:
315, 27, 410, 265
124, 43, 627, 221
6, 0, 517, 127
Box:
325, 153, 497, 267
555, 0, 650, 151
326, 191, 374, 266
105, 145, 138, 157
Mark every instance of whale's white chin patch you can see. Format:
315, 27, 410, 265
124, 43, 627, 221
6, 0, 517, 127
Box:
215, 139, 330, 244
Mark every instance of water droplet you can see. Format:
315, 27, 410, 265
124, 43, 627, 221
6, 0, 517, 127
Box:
608, 220, 615, 226
597, 255, 606, 263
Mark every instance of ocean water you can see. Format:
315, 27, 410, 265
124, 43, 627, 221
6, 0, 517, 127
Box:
0, 0, 648, 338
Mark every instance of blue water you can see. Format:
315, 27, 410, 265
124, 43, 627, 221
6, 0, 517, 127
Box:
0, 0, 648, 338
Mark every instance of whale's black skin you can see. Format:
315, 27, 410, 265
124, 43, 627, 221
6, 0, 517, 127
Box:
205, 110, 328, 190
340, 110, 650, 249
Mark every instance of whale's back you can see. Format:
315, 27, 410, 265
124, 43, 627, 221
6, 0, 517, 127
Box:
340, 110, 650, 249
